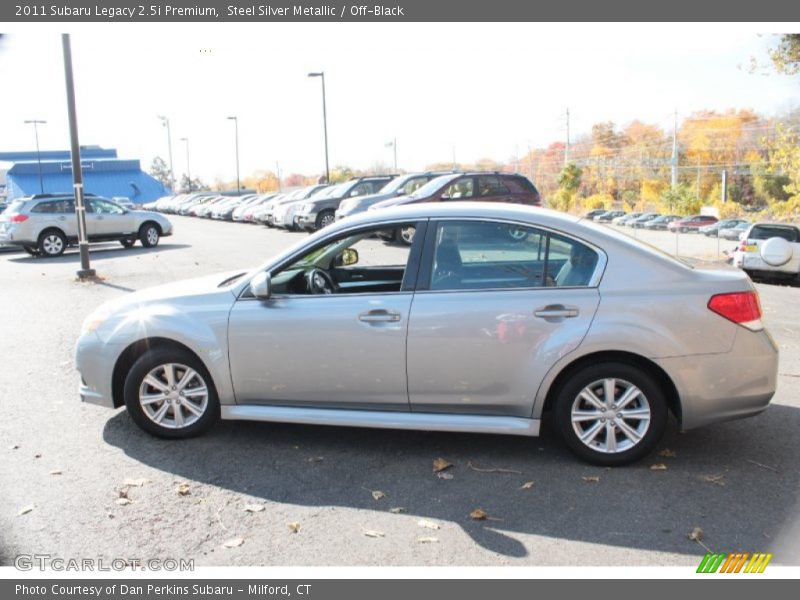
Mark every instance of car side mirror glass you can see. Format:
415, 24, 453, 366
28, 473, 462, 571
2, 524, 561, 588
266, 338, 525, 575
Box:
249, 272, 272, 299
334, 248, 359, 267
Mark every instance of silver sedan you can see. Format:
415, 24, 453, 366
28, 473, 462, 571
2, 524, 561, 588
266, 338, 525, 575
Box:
75, 202, 778, 465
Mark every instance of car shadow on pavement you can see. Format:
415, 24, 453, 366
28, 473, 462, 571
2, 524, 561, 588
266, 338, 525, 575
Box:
103, 403, 800, 562
6, 243, 192, 264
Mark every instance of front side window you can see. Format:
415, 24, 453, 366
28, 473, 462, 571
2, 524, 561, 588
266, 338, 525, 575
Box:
428, 221, 599, 291
441, 178, 474, 200
88, 199, 124, 214
401, 176, 429, 196
269, 224, 417, 296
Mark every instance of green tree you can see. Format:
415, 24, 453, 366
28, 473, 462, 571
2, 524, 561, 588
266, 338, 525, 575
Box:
557, 163, 582, 193
149, 156, 173, 190
769, 34, 800, 75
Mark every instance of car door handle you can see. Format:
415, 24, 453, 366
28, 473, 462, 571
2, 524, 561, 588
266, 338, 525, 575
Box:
534, 305, 579, 319
358, 310, 401, 323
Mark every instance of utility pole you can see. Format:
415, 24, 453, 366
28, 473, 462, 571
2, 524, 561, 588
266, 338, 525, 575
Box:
226, 116, 240, 194
565, 108, 570, 166
157, 115, 174, 192
276, 161, 282, 192
62, 34, 94, 280
671, 109, 678, 190
307, 72, 330, 183
24, 119, 47, 193
721, 169, 728, 204
180, 137, 191, 193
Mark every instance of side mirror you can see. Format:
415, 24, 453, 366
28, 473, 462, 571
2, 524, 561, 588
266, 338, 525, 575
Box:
334, 248, 359, 267
249, 272, 272, 299
396, 189, 406, 195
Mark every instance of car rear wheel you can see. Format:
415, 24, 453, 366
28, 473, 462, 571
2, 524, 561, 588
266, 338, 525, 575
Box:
139, 223, 160, 247
123, 347, 219, 439
554, 362, 667, 466
38, 230, 66, 257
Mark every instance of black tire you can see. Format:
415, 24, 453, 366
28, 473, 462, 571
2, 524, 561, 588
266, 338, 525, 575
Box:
23, 245, 40, 256
139, 222, 160, 247
680, 227, 689, 234
315, 210, 335, 230
123, 347, 220, 439
120, 238, 135, 248
37, 229, 66, 257
554, 361, 667, 466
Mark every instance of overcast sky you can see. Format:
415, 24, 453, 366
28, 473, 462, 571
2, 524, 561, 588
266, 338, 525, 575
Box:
0, 24, 797, 184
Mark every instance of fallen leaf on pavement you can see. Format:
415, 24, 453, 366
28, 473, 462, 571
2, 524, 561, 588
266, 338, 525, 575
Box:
436, 472, 454, 480
50, 470, 62, 476
222, 537, 245, 548
418, 519, 441, 530
470, 509, 489, 520
288, 522, 301, 533
417, 536, 439, 543
123, 478, 149, 487
699, 474, 726, 486
34, 453, 42, 459
658, 449, 677, 458
520, 481, 535, 490
371, 490, 386, 501
364, 530, 385, 538
115, 498, 131, 506
118, 489, 130, 499
689, 527, 703, 541
432, 458, 453, 473
244, 504, 266, 512
9, 445, 19, 450
650, 464, 668, 471
18, 505, 34, 516
389, 507, 406, 514
176, 483, 191, 496
582, 476, 600, 483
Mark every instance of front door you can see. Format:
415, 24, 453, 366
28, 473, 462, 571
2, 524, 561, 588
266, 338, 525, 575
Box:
227, 222, 424, 410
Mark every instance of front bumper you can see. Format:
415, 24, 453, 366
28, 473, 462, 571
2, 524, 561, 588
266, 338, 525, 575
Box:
75, 332, 121, 408
655, 327, 779, 431
295, 213, 317, 230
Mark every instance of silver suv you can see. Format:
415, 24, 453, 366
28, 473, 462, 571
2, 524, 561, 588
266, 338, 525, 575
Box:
0, 194, 173, 257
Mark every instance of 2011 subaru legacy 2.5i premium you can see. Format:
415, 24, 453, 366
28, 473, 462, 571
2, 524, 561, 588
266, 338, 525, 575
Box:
75, 203, 778, 465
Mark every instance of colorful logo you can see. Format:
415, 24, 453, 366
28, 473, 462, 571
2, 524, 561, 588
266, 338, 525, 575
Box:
697, 552, 773, 573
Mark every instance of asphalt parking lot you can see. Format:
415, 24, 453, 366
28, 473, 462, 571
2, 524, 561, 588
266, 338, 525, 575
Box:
1, 215, 799, 567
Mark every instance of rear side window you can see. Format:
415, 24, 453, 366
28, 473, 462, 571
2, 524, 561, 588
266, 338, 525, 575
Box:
30, 199, 74, 214
477, 176, 510, 196
508, 176, 537, 193
750, 225, 799, 242
428, 220, 599, 291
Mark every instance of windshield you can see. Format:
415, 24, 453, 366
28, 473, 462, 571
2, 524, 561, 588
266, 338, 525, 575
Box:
378, 174, 415, 194
407, 174, 460, 199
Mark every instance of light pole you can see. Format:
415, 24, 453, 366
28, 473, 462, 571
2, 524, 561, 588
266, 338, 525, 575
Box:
226, 116, 240, 194
157, 115, 175, 192
307, 72, 330, 183
180, 137, 191, 192
23, 119, 46, 193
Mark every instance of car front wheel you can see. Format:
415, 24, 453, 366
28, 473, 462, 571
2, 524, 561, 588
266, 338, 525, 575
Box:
38, 230, 66, 257
139, 223, 160, 247
123, 347, 219, 439
554, 362, 667, 466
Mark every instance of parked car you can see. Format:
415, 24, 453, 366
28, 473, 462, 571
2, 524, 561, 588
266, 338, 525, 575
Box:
593, 210, 626, 223
265, 185, 329, 228
613, 212, 643, 226
336, 172, 451, 221
699, 218, 749, 237
232, 195, 275, 222
719, 221, 751, 241
584, 208, 608, 220
667, 215, 718, 233
370, 172, 541, 243
211, 195, 258, 220
732, 222, 800, 281
629, 212, 662, 228
642, 215, 681, 230
112, 197, 135, 210
295, 176, 397, 232
0, 193, 172, 257
76, 202, 777, 466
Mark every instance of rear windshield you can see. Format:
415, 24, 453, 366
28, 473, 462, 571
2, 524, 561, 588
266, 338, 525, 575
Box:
750, 225, 799, 242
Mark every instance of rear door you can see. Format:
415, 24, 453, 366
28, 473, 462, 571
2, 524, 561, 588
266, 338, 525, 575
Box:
407, 219, 602, 418
30, 199, 79, 239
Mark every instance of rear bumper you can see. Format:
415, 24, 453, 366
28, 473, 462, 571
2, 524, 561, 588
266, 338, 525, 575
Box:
654, 327, 779, 431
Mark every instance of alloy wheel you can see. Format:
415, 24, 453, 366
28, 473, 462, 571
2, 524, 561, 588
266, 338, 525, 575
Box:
570, 378, 651, 454
138, 363, 209, 429
42, 234, 64, 256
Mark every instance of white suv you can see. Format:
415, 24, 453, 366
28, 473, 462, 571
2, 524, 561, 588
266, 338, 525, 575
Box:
0, 194, 173, 257
732, 222, 800, 281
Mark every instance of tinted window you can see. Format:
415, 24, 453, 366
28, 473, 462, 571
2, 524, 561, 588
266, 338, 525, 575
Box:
510, 176, 537, 193
429, 221, 598, 291
31, 199, 74, 214
441, 178, 475, 200
750, 225, 799, 242
88, 199, 124, 214
477, 176, 510, 197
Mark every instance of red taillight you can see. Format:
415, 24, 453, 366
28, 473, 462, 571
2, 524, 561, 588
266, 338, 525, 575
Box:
708, 291, 763, 331
738, 240, 747, 251
9, 214, 28, 223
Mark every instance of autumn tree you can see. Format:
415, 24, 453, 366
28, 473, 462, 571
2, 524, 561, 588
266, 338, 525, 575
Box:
769, 34, 800, 75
